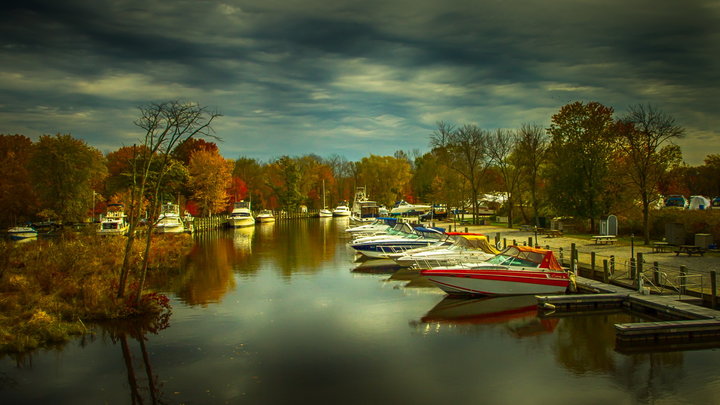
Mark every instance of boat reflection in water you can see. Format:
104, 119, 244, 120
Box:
416, 295, 559, 338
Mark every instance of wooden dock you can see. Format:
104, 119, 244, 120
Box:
537, 275, 720, 349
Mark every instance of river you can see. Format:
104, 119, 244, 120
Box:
2, 218, 720, 404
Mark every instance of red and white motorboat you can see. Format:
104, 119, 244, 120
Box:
420, 245, 571, 296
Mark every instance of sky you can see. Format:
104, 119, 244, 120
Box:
1, 0, 718, 165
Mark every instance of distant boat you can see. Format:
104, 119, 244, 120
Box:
97, 203, 129, 236
389, 200, 432, 216
332, 201, 352, 217
155, 202, 186, 234
319, 180, 333, 217
7, 226, 38, 240
351, 187, 380, 223
228, 200, 255, 227
256, 209, 276, 223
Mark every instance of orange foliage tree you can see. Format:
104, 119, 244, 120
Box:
188, 149, 232, 216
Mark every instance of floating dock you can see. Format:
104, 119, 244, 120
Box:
536, 275, 720, 350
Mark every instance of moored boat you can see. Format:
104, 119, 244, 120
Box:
97, 203, 129, 236
389, 200, 432, 216
349, 224, 446, 258
7, 226, 38, 240
420, 245, 571, 296
155, 202, 186, 233
332, 202, 352, 217
256, 209, 276, 223
228, 200, 255, 227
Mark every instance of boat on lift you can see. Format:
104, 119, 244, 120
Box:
155, 202, 186, 234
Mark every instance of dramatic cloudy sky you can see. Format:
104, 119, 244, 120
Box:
1, 0, 718, 164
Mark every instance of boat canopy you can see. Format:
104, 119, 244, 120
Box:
498, 246, 563, 271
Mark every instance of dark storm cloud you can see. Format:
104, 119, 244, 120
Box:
0, 0, 718, 162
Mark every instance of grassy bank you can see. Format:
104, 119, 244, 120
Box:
0, 233, 193, 353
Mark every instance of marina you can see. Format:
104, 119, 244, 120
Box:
3, 218, 720, 403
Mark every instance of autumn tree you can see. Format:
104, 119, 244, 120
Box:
513, 124, 549, 227
233, 157, 264, 207
430, 122, 493, 224
188, 149, 231, 216
487, 129, 521, 228
172, 138, 219, 165
616, 104, 684, 243
28, 134, 107, 223
118, 100, 221, 300
0, 135, 38, 227
355, 154, 412, 207
545, 102, 618, 230
266, 156, 304, 212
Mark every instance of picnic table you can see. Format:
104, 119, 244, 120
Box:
545, 229, 563, 238
592, 235, 617, 244
674, 245, 706, 256
652, 241, 671, 253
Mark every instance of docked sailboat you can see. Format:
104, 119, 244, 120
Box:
318, 180, 333, 217
421, 246, 571, 296
155, 202, 186, 234
228, 200, 255, 227
97, 203, 129, 236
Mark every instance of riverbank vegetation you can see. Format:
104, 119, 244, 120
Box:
0, 233, 192, 352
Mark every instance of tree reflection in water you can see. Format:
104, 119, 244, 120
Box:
105, 315, 170, 405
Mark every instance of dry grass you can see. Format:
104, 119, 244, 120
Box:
0, 233, 193, 352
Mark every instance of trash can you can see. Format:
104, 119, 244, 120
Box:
695, 233, 713, 249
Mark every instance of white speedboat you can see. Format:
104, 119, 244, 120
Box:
8, 226, 38, 240
345, 217, 397, 236
332, 202, 352, 217
421, 246, 571, 296
228, 200, 255, 227
155, 202, 186, 233
393, 233, 499, 268
349, 225, 446, 259
389, 200, 432, 216
97, 203, 129, 236
256, 209, 276, 223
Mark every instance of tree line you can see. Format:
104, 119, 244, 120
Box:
2, 100, 719, 245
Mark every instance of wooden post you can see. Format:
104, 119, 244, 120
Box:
559, 247, 564, 266
503, 238, 507, 249
680, 265, 687, 296
629, 257, 636, 280
465, 227, 468, 233
590, 251, 596, 278
570, 243, 576, 274
711, 271, 717, 309
603, 259, 609, 284
610, 255, 615, 274
528, 237, 532, 247
637, 252, 644, 290
653, 261, 659, 286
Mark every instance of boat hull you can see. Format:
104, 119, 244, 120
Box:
229, 217, 255, 227
8, 227, 38, 240
421, 268, 570, 296
351, 240, 438, 258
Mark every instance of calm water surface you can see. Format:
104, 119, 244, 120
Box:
3, 219, 720, 404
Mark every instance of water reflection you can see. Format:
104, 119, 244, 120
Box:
416, 295, 558, 337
